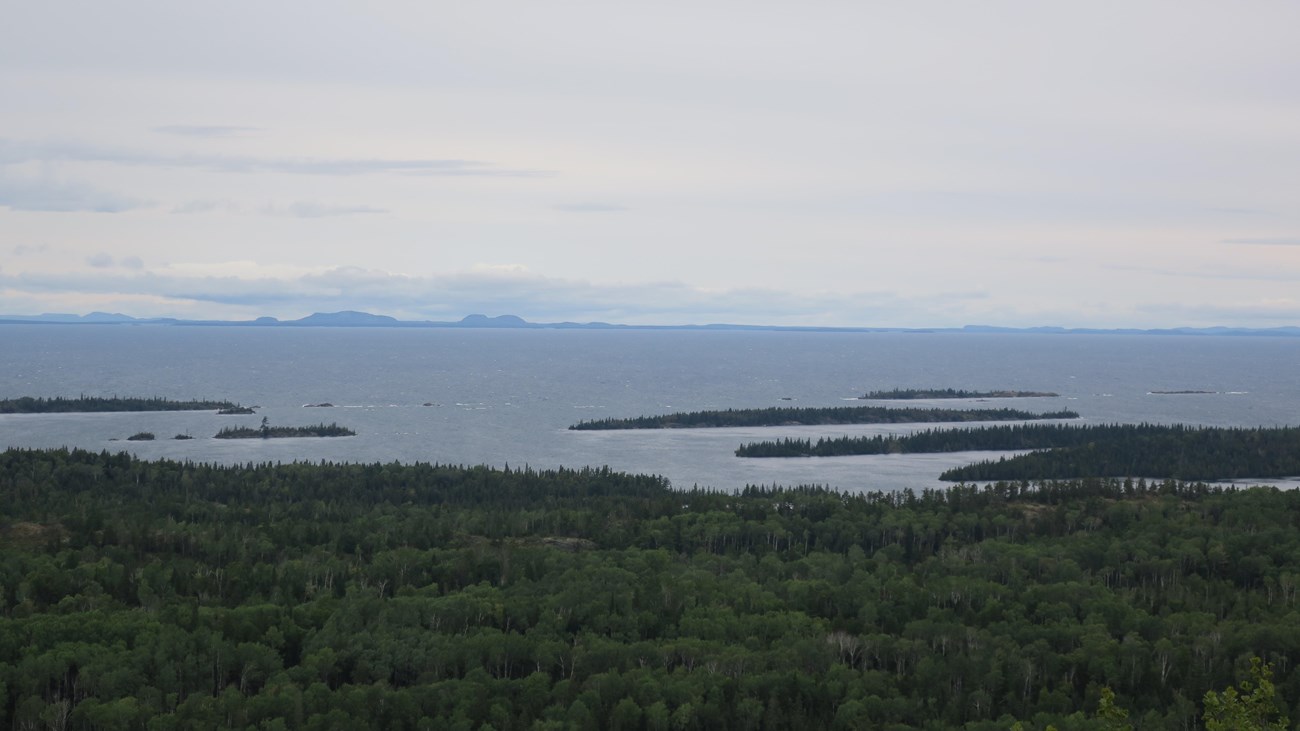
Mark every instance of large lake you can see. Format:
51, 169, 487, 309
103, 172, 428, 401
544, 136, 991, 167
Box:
2, 325, 1298, 492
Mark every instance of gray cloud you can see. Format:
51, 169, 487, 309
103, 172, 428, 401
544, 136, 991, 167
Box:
0, 266, 945, 326
81, 253, 144, 270
1221, 238, 1300, 246
402, 167, 554, 179
0, 176, 148, 212
554, 203, 628, 213
1208, 208, 1272, 216
171, 200, 234, 214
153, 125, 260, 138
171, 200, 386, 217
269, 202, 388, 218
0, 138, 552, 178
23, 263, 1286, 328
1136, 300, 1300, 323
2, 3, 1296, 331
1101, 262, 1300, 283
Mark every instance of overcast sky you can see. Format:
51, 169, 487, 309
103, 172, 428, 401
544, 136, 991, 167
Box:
2, 1, 1298, 327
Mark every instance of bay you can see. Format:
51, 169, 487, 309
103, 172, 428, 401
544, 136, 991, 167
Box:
2, 325, 1299, 492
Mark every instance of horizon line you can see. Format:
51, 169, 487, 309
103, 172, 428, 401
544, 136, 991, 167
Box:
1, 310, 1298, 336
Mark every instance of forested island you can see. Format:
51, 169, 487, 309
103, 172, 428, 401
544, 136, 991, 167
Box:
738, 423, 1300, 483
738, 422, 1125, 458
0, 395, 240, 414
214, 420, 355, 439
571, 406, 1078, 430
0, 447, 1295, 729
860, 388, 1059, 400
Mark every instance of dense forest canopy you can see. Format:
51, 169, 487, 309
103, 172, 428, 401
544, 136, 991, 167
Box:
0, 447, 1298, 729
571, 406, 1078, 430
0, 395, 240, 413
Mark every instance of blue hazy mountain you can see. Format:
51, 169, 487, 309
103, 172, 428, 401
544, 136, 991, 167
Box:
1, 310, 1298, 336
292, 311, 400, 326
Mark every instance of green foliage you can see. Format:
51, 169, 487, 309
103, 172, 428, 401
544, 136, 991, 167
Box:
1, 448, 1299, 728
572, 406, 1078, 430
125, 432, 156, 441
1096, 687, 1130, 730
1203, 658, 1289, 731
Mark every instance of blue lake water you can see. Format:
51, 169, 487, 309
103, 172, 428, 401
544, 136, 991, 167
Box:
2, 325, 1299, 492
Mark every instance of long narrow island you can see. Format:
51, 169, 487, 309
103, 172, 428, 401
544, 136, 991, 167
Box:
737, 422, 1105, 458
738, 422, 1300, 482
1, 395, 243, 413
571, 405, 1078, 430
859, 388, 1059, 399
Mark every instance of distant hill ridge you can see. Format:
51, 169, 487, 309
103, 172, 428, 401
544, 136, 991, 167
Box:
1, 311, 1298, 336
294, 311, 399, 326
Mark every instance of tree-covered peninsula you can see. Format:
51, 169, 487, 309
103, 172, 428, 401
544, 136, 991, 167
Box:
571, 406, 1078, 430
860, 388, 1059, 400
738, 421, 1132, 458
738, 422, 1300, 483
0, 395, 241, 413
940, 423, 1300, 482
0, 447, 1297, 728
214, 420, 355, 439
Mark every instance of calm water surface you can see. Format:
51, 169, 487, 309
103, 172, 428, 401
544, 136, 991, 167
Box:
3, 325, 1299, 492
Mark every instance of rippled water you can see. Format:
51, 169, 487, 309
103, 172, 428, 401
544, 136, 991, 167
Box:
3, 325, 1298, 492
